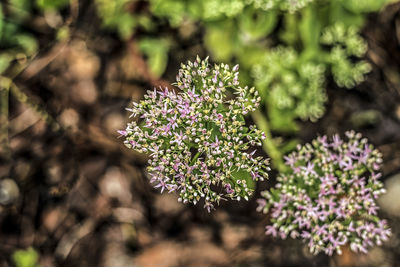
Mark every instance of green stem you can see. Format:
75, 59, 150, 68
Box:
191, 151, 201, 165
0, 77, 11, 159
251, 109, 287, 173
9, 80, 60, 132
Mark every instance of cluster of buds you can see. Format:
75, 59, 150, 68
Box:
119, 57, 270, 212
257, 131, 391, 255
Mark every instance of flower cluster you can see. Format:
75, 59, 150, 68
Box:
120, 57, 270, 212
257, 131, 391, 255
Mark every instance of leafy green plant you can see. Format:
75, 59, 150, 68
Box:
0, 0, 70, 74
146, 0, 391, 170
95, 0, 139, 40
0, 0, 70, 156
93, 0, 392, 170
252, 47, 326, 130
0, 0, 38, 74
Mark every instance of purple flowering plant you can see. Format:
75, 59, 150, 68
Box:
119, 57, 270, 212
257, 131, 391, 255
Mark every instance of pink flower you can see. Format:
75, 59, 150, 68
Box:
259, 132, 390, 255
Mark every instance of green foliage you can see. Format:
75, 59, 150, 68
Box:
321, 23, 371, 88
232, 169, 256, 191
149, 0, 187, 26
36, 0, 69, 10
239, 7, 278, 40
204, 21, 237, 61
95, 0, 138, 40
0, 2, 38, 75
341, 0, 389, 13
248, 0, 315, 13
138, 37, 170, 78
0, 0, 389, 173
249, 2, 379, 128
92, 0, 391, 169
12, 247, 40, 267
149, 0, 247, 23
135, 0, 388, 126
94, 0, 169, 77
253, 47, 326, 130
200, 0, 247, 20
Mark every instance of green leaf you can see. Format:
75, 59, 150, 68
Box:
12, 247, 39, 267
299, 4, 321, 52
117, 14, 137, 39
96, 0, 137, 39
231, 170, 256, 191
341, 0, 389, 13
139, 38, 170, 78
329, 1, 364, 27
9, 0, 31, 20
268, 106, 299, 132
204, 21, 237, 61
36, 0, 69, 10
280, 139, 300, 154
269, 188, 281, 202
280, 13, 299, 46
15, 34, 38, 56
0, 54, 12, 74
149, 0, 186, 26
187, 0, 203, 19
56, 26, 70, 41
237, 45, 266, 69
239, 7, 277, 40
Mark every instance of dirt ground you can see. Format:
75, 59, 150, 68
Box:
1, 2, 400, 267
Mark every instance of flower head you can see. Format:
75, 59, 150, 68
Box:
120, 57, 270, 211
258, 131, 390, 255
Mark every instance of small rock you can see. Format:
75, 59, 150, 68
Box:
67, 41, 100, 80
59, 108, 79, 130
39, 253, 56, 267
71, 80, 98, 104
136, 230, 152, 247
113, 207, 145, 224
42, 207, 67, 232
182, 242, 229, 266
0, 178, 19, 205
221, 224, 249, 250
378, 173, 400, 216
45, 160, 63, 184
396, 105, 400, 120
154, 193, 184, 215
99, 167, 132, 204
14, 160, 31, 181
103, 112, 125, 135
187, 225, 212, 243
134, 242, 181, 267
79, 157, 107, 180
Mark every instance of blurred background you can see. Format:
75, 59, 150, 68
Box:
1, 0, 400, 266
